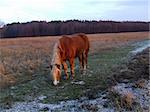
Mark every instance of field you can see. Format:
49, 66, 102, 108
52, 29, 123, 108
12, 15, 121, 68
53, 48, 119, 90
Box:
0, 32, 149, 111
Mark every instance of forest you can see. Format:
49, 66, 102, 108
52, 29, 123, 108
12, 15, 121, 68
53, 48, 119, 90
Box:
0, 20, 149, 38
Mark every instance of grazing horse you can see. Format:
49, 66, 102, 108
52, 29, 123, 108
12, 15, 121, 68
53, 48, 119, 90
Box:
50, 33, 90, 85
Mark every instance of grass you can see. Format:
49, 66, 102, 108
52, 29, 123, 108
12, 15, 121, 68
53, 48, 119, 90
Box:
0, 45, 134, 108
0, 32, 148, 109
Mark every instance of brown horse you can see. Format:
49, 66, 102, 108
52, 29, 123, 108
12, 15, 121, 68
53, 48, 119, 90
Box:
50, 33, 89, 85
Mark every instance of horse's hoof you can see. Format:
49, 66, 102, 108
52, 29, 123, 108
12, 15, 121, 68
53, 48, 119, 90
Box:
53, 80, 60, 86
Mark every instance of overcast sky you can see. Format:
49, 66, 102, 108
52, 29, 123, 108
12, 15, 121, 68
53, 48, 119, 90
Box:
0, 0, 148, 24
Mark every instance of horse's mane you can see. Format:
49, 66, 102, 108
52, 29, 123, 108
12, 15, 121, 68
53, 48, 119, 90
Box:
51, 42, 61, 65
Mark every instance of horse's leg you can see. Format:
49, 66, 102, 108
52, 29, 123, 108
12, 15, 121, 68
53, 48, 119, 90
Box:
85, 50, 89, 69
62, 61, 69, 79
83, 51, 87, 70
78, 54, 84, 73
69, 58, 75, 79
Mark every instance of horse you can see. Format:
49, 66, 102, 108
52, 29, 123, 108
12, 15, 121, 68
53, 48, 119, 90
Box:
50, 33, 90, 85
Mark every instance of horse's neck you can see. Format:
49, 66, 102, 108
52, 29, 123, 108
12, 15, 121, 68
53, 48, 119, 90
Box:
51, 43, 61, 65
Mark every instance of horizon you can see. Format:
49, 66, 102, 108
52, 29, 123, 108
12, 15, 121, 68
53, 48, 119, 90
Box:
0, 0, 149, 24
4, 19, 150, 25
1, 19, 149, 28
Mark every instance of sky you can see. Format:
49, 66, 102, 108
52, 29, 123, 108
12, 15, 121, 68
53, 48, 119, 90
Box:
0, 0, 148, 24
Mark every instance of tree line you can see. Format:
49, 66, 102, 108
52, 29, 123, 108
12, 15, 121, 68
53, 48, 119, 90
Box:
0, 20, 149, 38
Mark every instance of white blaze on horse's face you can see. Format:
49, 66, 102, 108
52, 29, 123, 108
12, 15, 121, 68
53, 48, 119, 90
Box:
51, 42, 62, 86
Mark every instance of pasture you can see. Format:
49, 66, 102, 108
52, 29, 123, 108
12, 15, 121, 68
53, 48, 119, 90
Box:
0, 32, 149, 111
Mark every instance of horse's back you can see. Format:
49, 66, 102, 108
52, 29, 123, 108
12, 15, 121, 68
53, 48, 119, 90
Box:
76, 33, 89, 52
71, 33, 89, 50
59, 33, 89, 59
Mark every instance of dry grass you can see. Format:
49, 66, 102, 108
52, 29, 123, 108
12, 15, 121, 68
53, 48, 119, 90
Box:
122, 92, 135, 109
109, 88, 135, 110
0, 32, 148, 51
0, 46, 51, 88
134, 79, 147, 88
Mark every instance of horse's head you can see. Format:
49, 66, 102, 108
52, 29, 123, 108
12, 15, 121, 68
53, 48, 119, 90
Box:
50, 64, 61, 85
50, 42, 62, 86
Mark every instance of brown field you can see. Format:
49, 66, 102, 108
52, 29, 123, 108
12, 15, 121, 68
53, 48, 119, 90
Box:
0, 32, 148, 52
